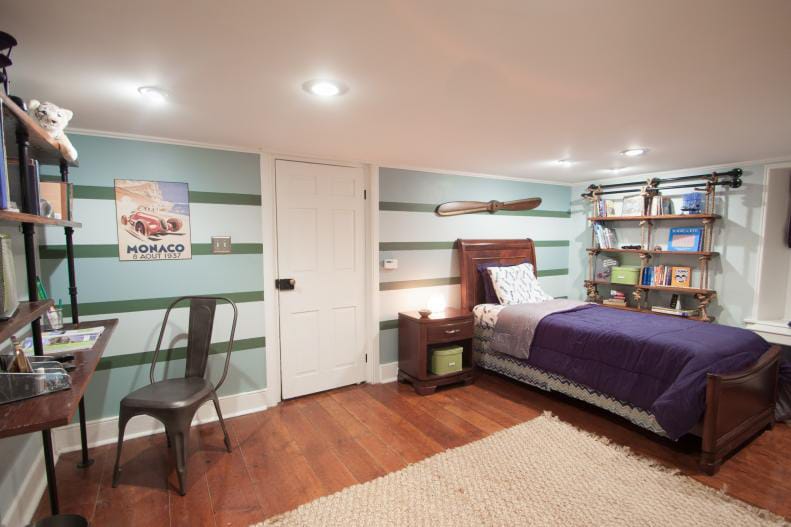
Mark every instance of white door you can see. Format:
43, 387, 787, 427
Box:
275, 160, 366, 399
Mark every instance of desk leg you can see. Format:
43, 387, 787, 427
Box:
76, 397, 94, 468
41, 429, 59, 515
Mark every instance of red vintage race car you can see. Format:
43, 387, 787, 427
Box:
120, 209, 184, 237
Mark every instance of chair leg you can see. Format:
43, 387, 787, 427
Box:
171, 430, 189, 496
112, 408, 132, 488
212, 393, 232, 453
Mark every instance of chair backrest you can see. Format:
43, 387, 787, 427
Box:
149, 296, 238, 388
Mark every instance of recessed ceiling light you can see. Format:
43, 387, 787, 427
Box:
302, 79, 348, 97
609, 167, 626, 173
620, 148, 648, 157
137, 86, 168, 104
556, 159, 573, 167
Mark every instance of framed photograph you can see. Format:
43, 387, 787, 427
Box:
114, 179, 192, 261
670, 266, 692, 288
620, 194, 645, 216
667, 227, 703, 252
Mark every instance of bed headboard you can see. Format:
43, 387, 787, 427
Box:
457, 239, 537, 312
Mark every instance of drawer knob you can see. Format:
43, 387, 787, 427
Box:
444, 329, 461, 335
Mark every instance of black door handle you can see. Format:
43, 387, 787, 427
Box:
276, 278, 296, 290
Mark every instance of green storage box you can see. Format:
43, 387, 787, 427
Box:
430, 345, 463, 375
611, 265, 640, 285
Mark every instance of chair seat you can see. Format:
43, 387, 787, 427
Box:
122, 377, 214, 410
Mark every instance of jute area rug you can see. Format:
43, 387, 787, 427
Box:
255, 414, 787, 527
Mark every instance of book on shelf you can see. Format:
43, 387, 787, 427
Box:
603, 299, 627, 306
22, 326, 105, 354
621, 194, 645, 216
594, 199, 622, 217
594, 257, 618, 280
650, 306, 700, 317
641, 265, 692, 287
593, 223, 618, 249
648, 195, 673, 216
670, 266, 692, 288
668, 227, 704, 252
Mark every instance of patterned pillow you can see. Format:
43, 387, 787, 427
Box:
487, 263, 553, 305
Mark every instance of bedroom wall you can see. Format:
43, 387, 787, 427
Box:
568, 161, 779, 327
0, 134, 264, 527
378, 167, 572, 366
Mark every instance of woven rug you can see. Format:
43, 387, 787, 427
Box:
255, 414, 787, 527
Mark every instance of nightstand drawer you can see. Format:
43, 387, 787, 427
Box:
426, 320, 473, 343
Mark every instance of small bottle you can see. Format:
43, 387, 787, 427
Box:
10, 336, 32, 373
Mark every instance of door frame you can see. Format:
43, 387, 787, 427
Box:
260, 153, 379, 406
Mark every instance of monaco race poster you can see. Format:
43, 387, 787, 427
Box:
114, 179, 192, 261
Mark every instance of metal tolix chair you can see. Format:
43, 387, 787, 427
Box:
112, 296, 238, 495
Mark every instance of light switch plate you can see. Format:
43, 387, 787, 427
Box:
212, 236, 232, 254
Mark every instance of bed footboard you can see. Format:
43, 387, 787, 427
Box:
699, 345, 780, 474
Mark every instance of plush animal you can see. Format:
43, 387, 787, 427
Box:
27, 100, 78, 162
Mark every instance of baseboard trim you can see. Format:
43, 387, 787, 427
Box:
2, 440, 49, 527
380, 361, 398, 384
54, 388, 270, 454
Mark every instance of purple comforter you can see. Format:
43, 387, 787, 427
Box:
526, 304, 770, 439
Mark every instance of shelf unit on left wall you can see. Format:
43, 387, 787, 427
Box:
0, 91, 117, 520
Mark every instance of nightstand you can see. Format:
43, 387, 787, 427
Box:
397, 307, 475, 395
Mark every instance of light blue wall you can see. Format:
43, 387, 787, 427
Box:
378, 168, 573, 364
0, 134, 264, 527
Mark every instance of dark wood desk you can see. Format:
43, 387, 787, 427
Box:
0, 319, 118, 514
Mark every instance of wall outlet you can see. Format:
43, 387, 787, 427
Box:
383, 258, 398, 269
212, 236, 232, 254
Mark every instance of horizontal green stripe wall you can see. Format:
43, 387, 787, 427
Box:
379, 268, 568, 290
379, 240, 569, 251
40, 175, 261, 206
378, 167, 573, 365
39, 134, 265, 421
40, 243, 264, 259
63, 291, 264, 317
97, 336, 265, 371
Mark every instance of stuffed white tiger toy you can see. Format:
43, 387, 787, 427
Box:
27, 99, 78, 162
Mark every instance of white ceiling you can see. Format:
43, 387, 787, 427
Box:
3, 0, 791, 182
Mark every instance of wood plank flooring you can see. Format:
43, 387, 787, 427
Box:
33, 372, 791, 526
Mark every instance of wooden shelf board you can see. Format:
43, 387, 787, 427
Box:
585, 280, 714, 295
588, 214, 720, 222
587, 248, 718, 256
1, 93, 78, 168
0, 319, 118, 438
0, 210, 81, 228
0, 300, 55, 342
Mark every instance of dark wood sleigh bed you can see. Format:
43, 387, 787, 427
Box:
458, 238, 780, 474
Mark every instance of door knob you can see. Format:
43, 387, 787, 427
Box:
276, 278, 296, 290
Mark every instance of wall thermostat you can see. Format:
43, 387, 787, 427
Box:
383, 258, 398, 270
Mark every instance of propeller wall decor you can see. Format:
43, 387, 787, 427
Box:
435, 197, 542, 217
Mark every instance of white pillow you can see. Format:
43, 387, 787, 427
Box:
487, 263, 553, 305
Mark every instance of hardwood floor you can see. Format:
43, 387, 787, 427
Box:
34, 372, 791, 525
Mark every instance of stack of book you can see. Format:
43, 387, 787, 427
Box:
603, 290, 627, 306
650, 306, 701, 318
593, 224, 618, 249
648, 195, 673, 215
641, 265, 692, 287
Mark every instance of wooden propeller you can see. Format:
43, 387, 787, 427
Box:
435, 197, 542, 217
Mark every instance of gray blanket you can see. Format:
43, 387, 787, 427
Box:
491, 299, 588, 361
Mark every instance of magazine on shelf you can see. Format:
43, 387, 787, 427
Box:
22, 326, 105, 354
621, 194, 645, 216
668, 227, 704, 252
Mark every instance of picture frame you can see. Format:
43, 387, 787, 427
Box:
670, 266, 692, 288
667, 227, 703, 252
